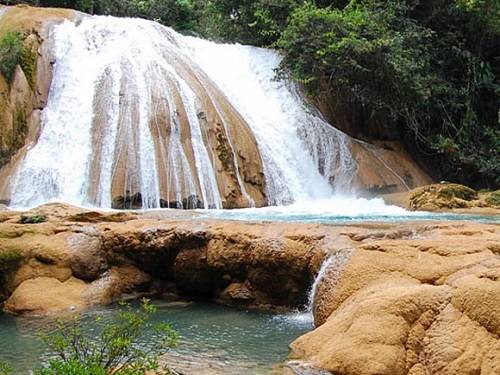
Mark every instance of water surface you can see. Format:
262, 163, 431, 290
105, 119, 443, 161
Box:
0, 301, 312, 374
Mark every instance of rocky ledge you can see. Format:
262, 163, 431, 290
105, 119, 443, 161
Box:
0, 203, 499, 374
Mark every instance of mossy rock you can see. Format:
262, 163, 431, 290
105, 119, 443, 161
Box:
0, 248, 23, 272
19, 214, 47, 224
409, 183, 478, 210
485, 190, 500, 207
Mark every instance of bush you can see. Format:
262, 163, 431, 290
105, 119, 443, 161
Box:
277, 0, 500, 188
0, 32, 24, 83
35, 299, 178, 375
19, 214, 47, 224
486, 190, 500, 207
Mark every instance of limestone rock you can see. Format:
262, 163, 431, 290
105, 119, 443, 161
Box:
409, 183, 478, 210
4, 276, 87, 314
291, 222, 500, 374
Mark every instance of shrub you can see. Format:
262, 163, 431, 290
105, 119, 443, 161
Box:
486, 190, 500, 207
19, 214, 47, 224
35, 299, 178, 375
0, 32, 24, 83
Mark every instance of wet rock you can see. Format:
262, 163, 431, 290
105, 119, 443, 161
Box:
112, 192, 143, 209
182, 194, 203, 209
220, 281, 254, 302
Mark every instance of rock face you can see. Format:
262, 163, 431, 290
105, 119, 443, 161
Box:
0, 203, 499, 373
290, 222, 500, 375
0, 203, 334, 314
350, 140, 432, 194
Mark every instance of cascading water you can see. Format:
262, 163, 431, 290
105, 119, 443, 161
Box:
8, 15, 357, 209
307, 250, 354, 323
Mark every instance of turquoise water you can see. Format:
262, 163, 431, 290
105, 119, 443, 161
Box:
202, 198, 500, 224
0, 301, 312, 374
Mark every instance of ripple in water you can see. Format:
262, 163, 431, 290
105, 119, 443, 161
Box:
0, 301, 312, 375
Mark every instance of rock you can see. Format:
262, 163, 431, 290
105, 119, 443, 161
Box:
173, 247, 215, 294
67, 232, 107, 281
83, 265, 151, 305
291, 222, 500, 374
0, 202, 499, 375
350, 140, 433, 194
383, 183, 500, 215
409, 183, 478, 210
219, 281, 255, 302
4, 276, 87, 315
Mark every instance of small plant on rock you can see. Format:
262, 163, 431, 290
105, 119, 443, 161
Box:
19, 214, 47, 224
0, 249, 23, 272
35, 298, 178, 375
0, 32, 24, 83
0, 361, 12, 375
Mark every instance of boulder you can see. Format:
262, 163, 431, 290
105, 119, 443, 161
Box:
290, 222, 500, 374
4, 276, 87, 315
409, 183, 478, 210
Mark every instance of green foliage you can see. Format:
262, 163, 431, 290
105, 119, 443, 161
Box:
277, 0, 500, 187
457, 0, 500, 32
486, 190, 500, 206
0, 361, 13, 375
0, 31, 37, 86
0, 249, 23, 272
20, 214, 47, 224
19, 42, 37, 87
196, 0, 300, 45
35, 299, 178, 375
0, 32, 24, 83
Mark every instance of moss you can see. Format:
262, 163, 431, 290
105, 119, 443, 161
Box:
0, 249, 23, 272
410, 183, 478, 210
19, 214, 47, 224
19, 40, 36, 88
486, 190, 500, 207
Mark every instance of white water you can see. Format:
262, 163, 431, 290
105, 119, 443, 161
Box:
183, 39, 356, 204
307, 250, 354, 320
6, 14, 362, 209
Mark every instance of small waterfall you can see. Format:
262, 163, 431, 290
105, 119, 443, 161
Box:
307, 249, 354, 324
7, 15, 357, 209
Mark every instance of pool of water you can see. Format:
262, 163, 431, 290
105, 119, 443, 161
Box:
202, 198, 500, 224
0, 301, 312, 374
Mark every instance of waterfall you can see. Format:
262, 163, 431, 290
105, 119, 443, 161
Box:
7, 15, 357, 209
307, 250, 353, 323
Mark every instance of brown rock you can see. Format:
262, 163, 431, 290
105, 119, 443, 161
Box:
220, 281, 255, 302
83, 265, 151, 305
291, 222, 500, 374
4, 276, 87, 315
